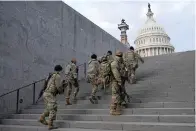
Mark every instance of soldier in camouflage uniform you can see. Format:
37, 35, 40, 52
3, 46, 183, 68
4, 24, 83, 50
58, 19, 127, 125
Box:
100, 51, 114, 91
123, 46, 144, 84
99, 56, 111, 93
119, 59, 131, 108
87, 54, 100, 104
110, 51, 124, 115
64, 58, 79, 105
106, 50, 114, 64
38, 65, 64, 130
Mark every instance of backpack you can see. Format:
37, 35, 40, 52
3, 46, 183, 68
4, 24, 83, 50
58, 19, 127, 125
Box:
124, 51, 136, 62
100, 62, 111, 77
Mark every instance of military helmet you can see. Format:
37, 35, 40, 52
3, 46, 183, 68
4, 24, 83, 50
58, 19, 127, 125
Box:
54, 65, 63, 72
91, 54, 97, 59
107, 50, 112, 55
130, 46, 134, 50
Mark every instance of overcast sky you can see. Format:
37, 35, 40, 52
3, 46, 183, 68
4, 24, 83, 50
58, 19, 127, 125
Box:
63, 0, 195, 52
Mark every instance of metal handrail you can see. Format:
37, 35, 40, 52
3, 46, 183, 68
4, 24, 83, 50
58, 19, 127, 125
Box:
0, 63, 86, 98
0, 62, 87, 114
0, 79, 45, 98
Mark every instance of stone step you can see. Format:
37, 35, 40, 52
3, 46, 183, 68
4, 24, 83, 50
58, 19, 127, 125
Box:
0, 125, 121, 131
44, 97, 195, 104
131, 80, 194, 86
63, 92, 170, 99
59, 91, 194, 101
22, 108, 195, 115
127, 86, 194, 91
58, 93, 187, 100
63, 93, 195, 100
125, 86, 194, 92
95, 88, 194, 96
94, 89, 194, 96
8, 114, 195, 123
31, 102, 195, 109
0, 119, 194, 131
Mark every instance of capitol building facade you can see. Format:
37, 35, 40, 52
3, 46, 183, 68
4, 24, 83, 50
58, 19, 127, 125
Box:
134, 4, 175, 57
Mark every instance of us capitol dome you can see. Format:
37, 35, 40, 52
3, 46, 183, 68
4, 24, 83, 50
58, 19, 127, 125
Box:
134, 3, 175, 57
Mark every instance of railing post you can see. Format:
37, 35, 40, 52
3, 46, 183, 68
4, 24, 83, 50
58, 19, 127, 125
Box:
33, 82, 36, 105
16, 89, 19, 114
84, 63, 86, 78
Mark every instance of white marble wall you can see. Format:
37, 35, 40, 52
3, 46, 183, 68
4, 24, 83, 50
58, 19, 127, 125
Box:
135, 35, 170, 47
136, 47, 174, 57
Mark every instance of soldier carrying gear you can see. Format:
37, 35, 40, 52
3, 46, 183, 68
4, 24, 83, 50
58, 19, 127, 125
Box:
36, 72, 53, 103
87, 54, 100, 104
109, 50, 124, 116
119, 59, 131, 108
106, 50, 114, 64
64, 58, 79, 105
123, 46, 144, 84
38, 65, 64, 130
99, 55, 111, 93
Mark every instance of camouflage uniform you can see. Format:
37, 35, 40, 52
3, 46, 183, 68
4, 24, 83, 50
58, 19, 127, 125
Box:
87, 58, 100, 103
103, 54, 114, 90
135, 52, 144, 71
119, 60, 130, 107
65, 61, 79, 105
106, 54, 114, 64
39, 72, 64, 129
123, 50, 144, 84
99, 56, 111, 92
110, 52, 123, 115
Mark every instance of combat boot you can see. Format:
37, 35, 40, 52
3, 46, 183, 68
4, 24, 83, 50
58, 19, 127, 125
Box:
130, 74, 136, 84
115, 104, 122, 115
89, 96, 95, 104
127, 77, 131, 84
130, 78, 136, 84
109, 105, 116, 115
110, 104, 121, 116
48, 120, 58, 130
127, 95, 131, 103
121, 103, 128, 109
38, 115, 48, 125
66, 98, 72, 105
73, 93, 77, 101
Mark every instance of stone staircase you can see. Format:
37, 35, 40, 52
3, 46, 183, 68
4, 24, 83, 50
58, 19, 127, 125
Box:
0, 51, 195, 131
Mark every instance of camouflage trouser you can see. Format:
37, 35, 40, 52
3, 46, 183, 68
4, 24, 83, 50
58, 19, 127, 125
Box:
120, 77, 130, 105
42, 92, 57, 121
65, 79, 79, 99
99, 77, 110, 91
127, 63, 138, 81
89, 77, 99, 97
111, 81, 121, 106
119, 78, 127, 104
